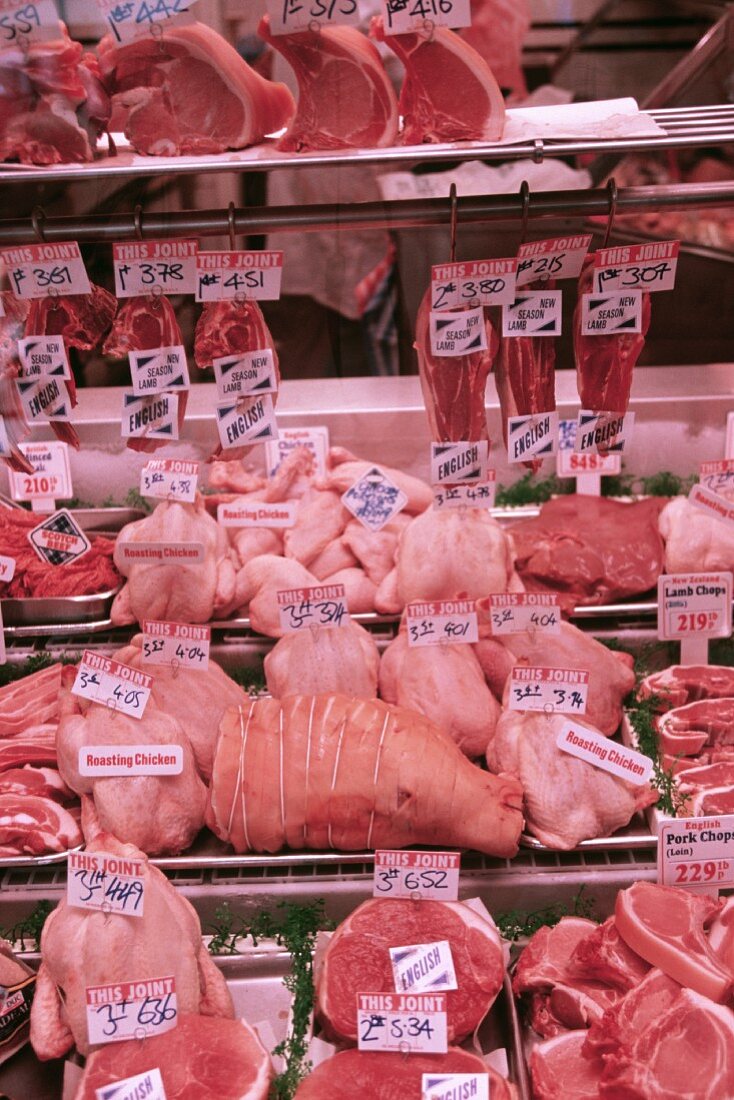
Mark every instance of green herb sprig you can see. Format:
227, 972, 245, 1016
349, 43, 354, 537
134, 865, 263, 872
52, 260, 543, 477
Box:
495, 468, 697, 508
626, 690, 688, 817
495, 886, 598, 942
0, 900, 53, 951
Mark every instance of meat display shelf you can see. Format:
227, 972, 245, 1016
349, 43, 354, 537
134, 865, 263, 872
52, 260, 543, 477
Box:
1, 589, 120, 630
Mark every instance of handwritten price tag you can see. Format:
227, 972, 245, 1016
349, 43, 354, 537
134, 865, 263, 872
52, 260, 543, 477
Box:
277, 584, 349, 633
1, 242, 90, 299
113, 240, 198, 296
406, 600, 478, 647
657, 573, 732, 641
658, 815, 734, 893
95, 1069, 166, 1100
516, 234, 591, 287
488, 593, 560, 636
68, 851, 145, 918
9, 441, 72, 503
341, 466, 407, 533
422, 1076, 488, 1100
98, 0, 197, 42
265, 0, 359, 33
430, 259, 517, 310
140, 459, 198, 503
700, 459, 734, 496
433, 477, 496, 510
0, 556, 15, 583
389, 941, 457, 994
0, 0, 61, 44
141, 621, 210, 670
72, 651, 152, 721
593, 240, 679, 294
86, 977, 177, 1046
195, 251, 283, 302
373, 851, 459, 900
357, 992, 447, 1054
509, 666, 589, 715
382, 0, 470, 34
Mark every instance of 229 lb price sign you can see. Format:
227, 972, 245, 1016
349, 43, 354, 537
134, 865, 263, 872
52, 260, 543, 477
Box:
381, 0, 470, 33
68, 850, 145, 918
71, 651, 152, 721
113, 240, 198, 297
86, 977, 177, 1046
357, 992, 447, 1054
265, 0, 359, 33
373, 851, 460, 901
657, 572, 732, 641
141, 621, 210, 671
195, 251, 283, 302
1, 242, 91, 299
658, 816, 734, 893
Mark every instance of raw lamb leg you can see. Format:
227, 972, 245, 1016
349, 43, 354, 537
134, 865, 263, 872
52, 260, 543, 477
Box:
0, 292, 33, 472
494, 326, 556, 473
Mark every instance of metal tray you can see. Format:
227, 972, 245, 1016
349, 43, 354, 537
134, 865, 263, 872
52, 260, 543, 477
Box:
70, 508, 146, 535
520, 816, 656, 852
1, 590, 119, 629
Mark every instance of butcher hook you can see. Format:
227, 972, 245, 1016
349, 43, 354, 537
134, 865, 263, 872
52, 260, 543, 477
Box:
518, 180, 531, 245
31, 206, 46, 243
448, 183, 458, 263
602, 178, 618, 248
227, 201, 237, 251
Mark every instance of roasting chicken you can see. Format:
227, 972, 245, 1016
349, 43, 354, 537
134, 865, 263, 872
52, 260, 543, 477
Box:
239, 554, 320, 637
265, 621, 379, 699
659, 495, 734, 573
320, 447, 433, 514
284, 489, 350, 567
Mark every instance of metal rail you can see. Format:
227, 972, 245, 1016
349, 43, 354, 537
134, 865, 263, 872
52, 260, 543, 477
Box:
0, 181, 732, 246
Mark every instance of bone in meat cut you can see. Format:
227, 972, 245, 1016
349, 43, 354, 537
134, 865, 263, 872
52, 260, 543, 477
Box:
206, 695, 524, 857
494, 315, 556, 473
371, 17, 505, 144
98, 22, 295, 156
413, 286, 498, 444
0, 794, 81, 855
639, 664, 734, 709
0, 292, 33, 472
655, 697, 734, 757
530, 1031, 603, 1100
258, 15, 398, 151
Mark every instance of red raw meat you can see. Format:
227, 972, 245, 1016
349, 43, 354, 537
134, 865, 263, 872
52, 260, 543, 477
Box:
570, 917, 650, 991
371, 17, 505, 144
292, 1048, 511, 1099
460, 0, 530, 98
584, 967, 680, 1060
655, 698, 734, 757
317, 898, 504, 1043
0, 793, 81, 854
0, 508, 119, 599
0, 664, 61, 736
680, 785, 734, 816
710, 896, 734, 972
527, 982, 621, 1038
614, 882, 732, 1003
513, 917, 598, 995
0, 730, 58, 772
0, 292, 33, 473
27, 283, 116, 351
530, 1030, 604, 1100
639, 664, 734, 710
413, 288, 499, 444
75, 1014, 272, 1099
258, 16, 398, 151
573, 256, 651, 416
0, 766, 73, 804
98, 22, 295, 156
494, 327, 556, 473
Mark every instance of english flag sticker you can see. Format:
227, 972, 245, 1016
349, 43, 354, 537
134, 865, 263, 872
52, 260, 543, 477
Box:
580, 291, 643, 335
429, 306, 487, 357
502, 291, 562, 337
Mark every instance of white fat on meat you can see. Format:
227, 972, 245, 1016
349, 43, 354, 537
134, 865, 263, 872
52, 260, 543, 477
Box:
660, 494, 734, 573
265, 621, 379, 700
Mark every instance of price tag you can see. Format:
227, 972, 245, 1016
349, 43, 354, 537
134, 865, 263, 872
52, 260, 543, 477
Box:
140, 458, 198, 504
502, 291, 562, 337
341, 466, 408, 532
0, 0, 61, 44
129, 346, 190, 395
215, 394, 278, 451
195, 251, 283, 303
212, 349, 277, 399
116, 542, 205, 567
121, 391, 179, 442
557, 720, 652, 785
593, 241, 679, 294
68, 850, 145, 918
487, 593, 560, 635
28, 510, 90, 566
516, 234, 592, 288
373, 850, 460, 900
575, 411, 634, 455
429, 306, 487, 357
98, 0, 197, 42
265, 0, 359, 33
556, 418, 620, 478
0, 416, 10, 458
430, 259, 517, 311
86, 977, 177, 1046
389, 941, 457, 994
699, 460, 734, 496
96, 1069, 166, 1100
16, 377, 72, 423
1, 242, 91, 299
357, 992, 447, 1054
381, 0, 470, 33
113, 240, 198, 297
141, 621, 210, 670
657, 573, 732, 641
217, 500, 296, 528
266, 426, 329, 481
433, 477, 496, 510
9, 443, 72, 502
406, 600, 478, 647
657, 816, 734, 892
430, 441, 488, 485
277, 584, 349, 633
0, 556, 15, 583
17, 336, 71, 379
78, 746, 183, 777
422, 1076, 488, 1100
726, 413, 734, 460
508, 666, 589, 715
688, 484, 734, 530
507, 411, 558, 465
580, 291, 643, 335
71, 651, 152, 721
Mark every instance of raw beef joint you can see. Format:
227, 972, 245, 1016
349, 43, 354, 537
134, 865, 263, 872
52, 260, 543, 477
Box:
207, 695, 524, 857
0, 509, 119, 599
494, 327, 556, 473
258, 16, 398, 151
293, 1049, 514, 1099
317, 898, 504, 1043
98, 22, 295, 156
371, 18, 505, 144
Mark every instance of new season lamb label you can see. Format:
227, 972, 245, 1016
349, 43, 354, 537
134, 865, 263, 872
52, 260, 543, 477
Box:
431, 258, 517, 310
17, 336, 71, 379
557, 720, 652, 785
140, 458, 199, 504
128, 346, 190, 396
1, 242, 91, 299
373, 851, 460, 901
218, 501, 296, 529
508, 667, 589, 715
113, 240, 198, 297
141, 620, 211, 671
502, 291, 562, 337
195, 251, 283, 303
16, 377, 73, 423
357, 992, 448, 1054
389, 941, 458, 994
95, 1068, 166, 1100
593, 240, 680, 294
382, 0, 470, 33
488, 593, 560, 636
433, 476, 496, 510
422, 1075, 489, 1100
277, 584, 349, 633
68, 851, 145, 918
580, 292, 643, 335
215, 394, 278, 451
657, 816, 734, 892
72, 651, 153, 721
28, 510, 90, 567
121, 392, 179, 441
429, 307, 487, 358
575, 411, 635, 455
86, 977, 177, 1046
341, 466, 408, 532
687, 484, 734, 529
516, 234, 592, 287
212, 349, 277, 399
657, 572, 733, 641
9, 441, 72, 502
266, 0, 360, 33
406, 600, 478, 647
507, 411, 558, 465
430, 441, 489, 485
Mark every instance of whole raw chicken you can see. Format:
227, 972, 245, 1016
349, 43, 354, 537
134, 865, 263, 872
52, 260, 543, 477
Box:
111, 496, 247, 625
31, 832, 232, 1059
239, 554, 319, 637
321, 446, 433, 515
659, 494, 734, 573
265, 621, 379, 699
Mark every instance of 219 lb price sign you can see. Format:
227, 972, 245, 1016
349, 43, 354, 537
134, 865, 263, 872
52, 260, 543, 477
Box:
357, 992, 447, 1054
113, 240, 198, 297
373, 851, 460, 901
266, 0, 359, 33
195, 251, 283, 302
658, 816, 734, 893
381, 0, 470, 33
657, 572, 732, 641
1, 242, 91, 299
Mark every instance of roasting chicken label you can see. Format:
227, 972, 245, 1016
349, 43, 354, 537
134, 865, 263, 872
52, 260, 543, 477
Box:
688, 483, 734, 529
421, 1074, 489, 1100
431, 258, 517, 310
381, 0, 470, 34
593, 240, 680, 294
17, 336, 71, 379
1, 242, 91, 299
98, 0, 198, 43
516, 234, 592, 287
406, 600, 479, 647
116, 542, 206, 565
78, 745, 184, 776
113, 239, 198, 297
95, 1067, 166, 1100
430, 441, 489, 485
121, 392, 179, 441
502, 291, 562, 337
72, 650, 153, 721
429, 306, 487, 358
68, 850, 145, 918
557, 720, 652, 786
575, 411, 635, 455
580, 291, 643, 335
266, 0, 360, 33
657, 572, 733, 641
86, 976, 177, 1046
16, 376, 72, 423
140, 458, 199, 504
141, 620, 211, 670
0, 555, 14, 583
266, 426, 329, 481
508, 666, 589, 715
357, 991, 448, 1054
28, 509, 90, 567
389, 940, 458, 995
658, 815, 734, 893
195, 251, 283, 303
212, 348, 278, 399
341, 466, 408, 532
128, 345, 190, 396
373, 850, 460, 901
433, 476, 496, 510
488, 593, 560, 636
507, 411, 558, 465
218, 500, 296, 529
277, 584, 349, 632
215, 394, 278, 450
